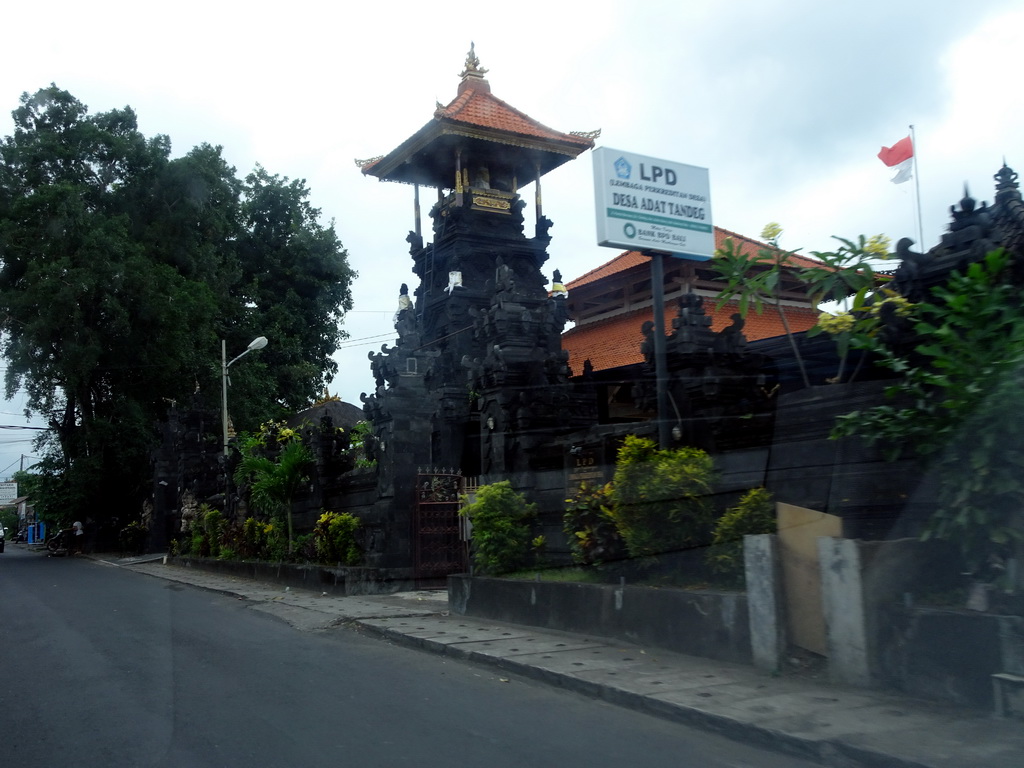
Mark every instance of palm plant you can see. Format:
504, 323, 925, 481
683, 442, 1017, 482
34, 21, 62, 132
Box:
234, 439, 313, 555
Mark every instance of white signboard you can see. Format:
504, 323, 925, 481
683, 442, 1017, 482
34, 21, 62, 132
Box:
593, 147, 713, 260
0, 482, 18, 502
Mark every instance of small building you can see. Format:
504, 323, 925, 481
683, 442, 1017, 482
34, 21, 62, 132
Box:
561, 228, 822, 376
559, 229, 823, 425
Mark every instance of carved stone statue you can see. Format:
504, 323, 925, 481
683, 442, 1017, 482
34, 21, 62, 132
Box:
494, 258, 516, 296
715, 313, 747, 355
640, 320, 656, 367
536, 215, 553, 240
892, 237, 929, 302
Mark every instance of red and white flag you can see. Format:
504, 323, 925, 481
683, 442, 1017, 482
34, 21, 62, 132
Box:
878, 136, 914, 184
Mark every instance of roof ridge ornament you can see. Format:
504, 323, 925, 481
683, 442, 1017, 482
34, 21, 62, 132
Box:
460, 42, 488, 81
995, 162, 1019, 193
960, 183, 975, 213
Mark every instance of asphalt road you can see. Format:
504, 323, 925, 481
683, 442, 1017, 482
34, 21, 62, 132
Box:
1, 547, 820, 767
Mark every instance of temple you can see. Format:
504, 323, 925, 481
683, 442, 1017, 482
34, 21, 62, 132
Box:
145, 45, 1024, 591
357, 46, 599, 576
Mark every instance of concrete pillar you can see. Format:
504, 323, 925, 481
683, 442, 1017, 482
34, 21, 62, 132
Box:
744, 533, 786, 672
818, 537, 872, 687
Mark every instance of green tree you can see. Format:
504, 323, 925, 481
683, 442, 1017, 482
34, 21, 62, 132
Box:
7, 470, 57, 528
0, 85, 355, 527
228, 166, 355, 425
10, 470, 41, 500
712, 228, 892, 387
712, 229, 812, 388
833, 249, 1024, 574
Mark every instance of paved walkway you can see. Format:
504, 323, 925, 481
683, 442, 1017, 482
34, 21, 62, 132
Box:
86, 552, 1024, 767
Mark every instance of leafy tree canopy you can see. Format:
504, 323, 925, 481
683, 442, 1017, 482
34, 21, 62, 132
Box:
0, 85, 355, 524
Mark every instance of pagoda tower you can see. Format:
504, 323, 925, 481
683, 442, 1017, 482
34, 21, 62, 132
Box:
358, 46, 597, 568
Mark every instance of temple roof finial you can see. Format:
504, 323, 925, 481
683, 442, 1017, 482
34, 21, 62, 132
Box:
460, 42, 488, 81
995, 161, 1019, 193
960, 183, 975, 213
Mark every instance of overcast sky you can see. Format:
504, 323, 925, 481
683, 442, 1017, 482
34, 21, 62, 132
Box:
1, 0, 1021, 479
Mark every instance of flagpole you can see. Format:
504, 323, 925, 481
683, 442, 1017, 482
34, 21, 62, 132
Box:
910, 124, 924, 249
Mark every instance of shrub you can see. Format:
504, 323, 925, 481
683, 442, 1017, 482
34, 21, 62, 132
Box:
610, 435, 716, 560
241, 517, 271, 559
291, 533, 316, 563
706, 488, 776, 587
347, 421, 377, 469
264, 526, 287, 563
563, 481, 625, 566
203, 507, 224, 558
460, 481, 536, 576
313, 511, 362, 566
183, 505, 223, 557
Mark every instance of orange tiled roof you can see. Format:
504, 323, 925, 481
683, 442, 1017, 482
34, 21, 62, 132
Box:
435, 82, 594, 148
566, 228, 824, 290
562, 301, 820, 375
360, 49, 595, 184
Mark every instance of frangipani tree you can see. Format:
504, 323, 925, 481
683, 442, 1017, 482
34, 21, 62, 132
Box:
712, 225, 893, 387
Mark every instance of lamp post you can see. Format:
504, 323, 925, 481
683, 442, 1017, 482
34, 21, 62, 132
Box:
222, 336, 268, 456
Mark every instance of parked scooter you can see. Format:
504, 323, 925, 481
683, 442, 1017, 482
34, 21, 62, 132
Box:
46, 528, 73, 557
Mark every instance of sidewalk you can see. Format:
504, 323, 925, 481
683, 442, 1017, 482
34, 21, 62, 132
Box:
99, 554, 1024, 768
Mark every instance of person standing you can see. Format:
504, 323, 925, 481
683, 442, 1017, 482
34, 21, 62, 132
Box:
72, 520, 84, 555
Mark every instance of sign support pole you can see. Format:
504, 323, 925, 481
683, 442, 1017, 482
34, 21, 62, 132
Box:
648, 250, 671, 449
592, 147, 714, 450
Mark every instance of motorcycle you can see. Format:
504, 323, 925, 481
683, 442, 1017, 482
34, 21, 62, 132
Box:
46, 528, 73, 557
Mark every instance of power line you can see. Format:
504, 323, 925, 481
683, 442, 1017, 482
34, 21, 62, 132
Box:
0, 456, 23, 475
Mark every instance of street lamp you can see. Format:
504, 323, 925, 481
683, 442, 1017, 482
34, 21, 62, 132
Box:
222, 336, 268, 456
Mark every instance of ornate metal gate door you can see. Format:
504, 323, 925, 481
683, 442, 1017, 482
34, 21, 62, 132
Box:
413, 469, 468, 582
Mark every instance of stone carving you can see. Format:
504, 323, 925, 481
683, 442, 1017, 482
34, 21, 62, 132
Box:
536, 215, 553, 241
640, 320, 657, 369
892, 238, 929, 302
670, 292, 715, 355
715, 313, 747, 355
406, 230, 423, 255
494, 258, 516, 296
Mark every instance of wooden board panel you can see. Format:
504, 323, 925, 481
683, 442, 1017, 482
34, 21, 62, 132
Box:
776, 502, 843, 656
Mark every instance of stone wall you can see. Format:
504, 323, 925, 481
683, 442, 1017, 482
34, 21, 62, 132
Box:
883, 608, 1024, 710
767, 383, 936, 540
814, 536, 1023, 712
448, 575, 751, 664
172, 555, 415, 596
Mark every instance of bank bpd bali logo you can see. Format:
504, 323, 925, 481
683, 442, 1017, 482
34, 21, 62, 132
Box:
613, 156, 637, 239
